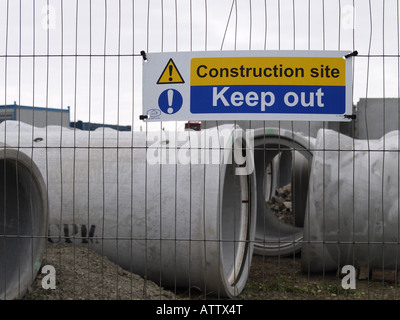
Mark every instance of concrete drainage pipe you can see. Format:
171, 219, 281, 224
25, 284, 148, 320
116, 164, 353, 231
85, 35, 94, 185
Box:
253, 127, 314, 256
302, 129, 400, 273
0, 145, 48, 300
0, 121, 256, 298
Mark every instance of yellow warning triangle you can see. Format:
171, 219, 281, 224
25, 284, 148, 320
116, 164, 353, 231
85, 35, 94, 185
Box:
157, 59, 185, 84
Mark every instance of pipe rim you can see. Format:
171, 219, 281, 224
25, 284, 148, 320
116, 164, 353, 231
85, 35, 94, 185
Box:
0, 147, 48, 300
218, 131, 256, 297
222, 174, 251, 287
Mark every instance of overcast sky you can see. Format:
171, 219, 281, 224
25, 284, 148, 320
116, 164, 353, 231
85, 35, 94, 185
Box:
0, 0, 399, 130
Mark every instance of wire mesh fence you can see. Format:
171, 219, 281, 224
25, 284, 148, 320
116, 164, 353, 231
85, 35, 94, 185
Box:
0, 0, 400, 303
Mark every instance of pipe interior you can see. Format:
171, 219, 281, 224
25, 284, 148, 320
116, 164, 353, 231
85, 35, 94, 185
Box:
253, 141, 310, 255
255, 147, 302, 232
0, 159, 44, 299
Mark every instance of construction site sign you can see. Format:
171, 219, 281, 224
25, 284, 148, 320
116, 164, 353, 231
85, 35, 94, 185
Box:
142, 50, 354, 122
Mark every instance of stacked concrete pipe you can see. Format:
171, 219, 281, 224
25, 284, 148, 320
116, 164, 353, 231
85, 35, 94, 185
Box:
302, 129, 400, 273
0, 143, 48, 300
0, 121, 256, 298
253, 127, 315, 256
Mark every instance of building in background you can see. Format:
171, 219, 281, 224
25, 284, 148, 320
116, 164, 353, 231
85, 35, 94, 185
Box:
70, 120, 131, 131
355, 98, 400, 140
0, 102, 70, 128
0, 103, 131, 131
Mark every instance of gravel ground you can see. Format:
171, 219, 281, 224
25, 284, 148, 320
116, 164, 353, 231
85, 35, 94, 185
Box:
22, 183, 400, 301
22, 242, 400, 301
23, 243, 178, 300
238, 254, 400, 300
238, 183, 400, 300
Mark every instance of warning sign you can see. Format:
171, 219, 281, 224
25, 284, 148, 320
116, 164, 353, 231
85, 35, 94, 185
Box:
142, 50, 354, 122
190, 57, 346, 115
157, 59, 185, 84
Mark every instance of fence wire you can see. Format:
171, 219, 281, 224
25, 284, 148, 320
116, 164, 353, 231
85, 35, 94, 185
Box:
0, 0, 400, 302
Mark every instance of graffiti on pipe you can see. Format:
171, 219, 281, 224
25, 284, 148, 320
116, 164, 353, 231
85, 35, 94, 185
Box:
48, 224, 98, 244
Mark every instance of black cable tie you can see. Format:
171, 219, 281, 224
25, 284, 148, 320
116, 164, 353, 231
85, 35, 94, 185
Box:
140, 50, 147, 61
139, 115, 148, 121
344, 114, 356, 120
344, 51, 358, 59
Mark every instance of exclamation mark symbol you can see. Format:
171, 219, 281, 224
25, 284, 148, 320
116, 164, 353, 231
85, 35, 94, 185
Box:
167, 89, 174, 114
168, 65, 173, 82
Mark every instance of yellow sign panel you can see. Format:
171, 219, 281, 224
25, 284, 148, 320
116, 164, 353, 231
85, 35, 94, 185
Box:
191, 57, 346, 86
157, 58, 185, 84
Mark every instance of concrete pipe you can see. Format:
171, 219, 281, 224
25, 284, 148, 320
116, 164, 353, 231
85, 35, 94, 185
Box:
302, 129, 400, 273
253, 127, 314, 256
0, 144, 48, 300
0, 121, 256, 298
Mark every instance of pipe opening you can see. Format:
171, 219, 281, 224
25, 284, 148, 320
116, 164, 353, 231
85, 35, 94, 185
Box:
0, 156, 46, 300
253, 136, 312, 256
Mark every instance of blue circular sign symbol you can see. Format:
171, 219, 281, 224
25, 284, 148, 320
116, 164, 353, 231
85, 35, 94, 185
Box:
158, 89, 183, 115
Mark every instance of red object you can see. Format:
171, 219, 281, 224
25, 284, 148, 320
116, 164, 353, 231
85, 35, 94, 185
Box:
184, 121, 201, 131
